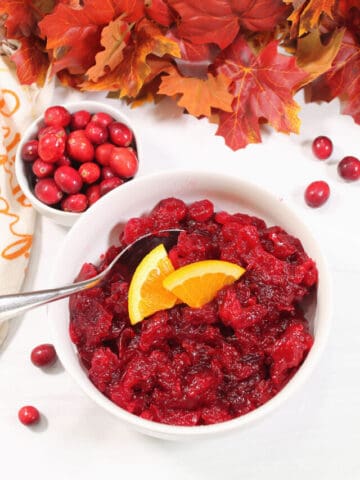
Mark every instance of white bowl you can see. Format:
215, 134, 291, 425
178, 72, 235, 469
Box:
15, 100, 142, 227
48, 170, 332, 440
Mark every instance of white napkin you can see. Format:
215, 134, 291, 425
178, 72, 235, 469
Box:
0, 56, 54, 346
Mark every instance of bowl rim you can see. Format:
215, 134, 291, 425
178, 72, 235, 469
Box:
15, 100, 141, 225
49, 169, 332, 438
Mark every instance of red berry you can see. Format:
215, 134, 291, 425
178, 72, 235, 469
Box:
86, 184, 101, 206
35, 178, 63, 205
85, 121, 108, 145
337, 156, 360, 181
38, 125, 66, 139
38, 132, 66, 163
95, 143, 113, 166
61, 193, 88, 212
312, 136, 333, 160
305, 181, 330, 207
54, 165, 83, 194
67, 133, 95, 163
71, 110, 91, 130
99, 177, 123, 196
108, 122, 133, 146
101, 166, 116, 180
109, 147, 138, 178
18, 406, 40, 425
32, 159, 55, 178
44, 105, 71, 127
188, 199, 214, 221
21, 140, 38, 162
57, 155, 72, 167
67, 129, 86, 139
91, 112, 113, 129
31, 344, 57, 367
79, 162, 100, 184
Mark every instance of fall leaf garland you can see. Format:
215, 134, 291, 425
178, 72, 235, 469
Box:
0, 0, 359, 150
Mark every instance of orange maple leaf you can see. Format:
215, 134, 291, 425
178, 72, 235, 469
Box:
158, 66, 233, 117
286, 0, 336, 37
296, 28, 344, 86
38, 0, 116, 74
81, 20, 180, 98
86, 17, 132, 82
214, 36, 308, 150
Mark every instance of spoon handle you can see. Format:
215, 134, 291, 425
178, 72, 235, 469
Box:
0, 277, 98, 323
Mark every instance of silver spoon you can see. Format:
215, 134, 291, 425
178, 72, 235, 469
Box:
0, 229, 182, 323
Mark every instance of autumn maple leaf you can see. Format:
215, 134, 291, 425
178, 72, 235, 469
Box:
11, 36, 48, 85
286, 0, 336, 37
158, 65, 233, 117
167, 0, 289, 50
86, 17, 131, 82
0, 0, 54, 38
310, 30, 360, 124
213, 35, 308, 150
82, 19, 180, 98
296, 28, 344, 86
39, 0, 116, 74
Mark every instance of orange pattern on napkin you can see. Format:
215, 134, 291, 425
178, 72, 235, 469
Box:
0, 57, 51, 345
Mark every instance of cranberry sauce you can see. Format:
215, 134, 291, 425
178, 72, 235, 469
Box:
69, 198, 317, 426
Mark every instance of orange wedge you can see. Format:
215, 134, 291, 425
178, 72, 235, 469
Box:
163, 260, 245, 308
128, 244, 177, 325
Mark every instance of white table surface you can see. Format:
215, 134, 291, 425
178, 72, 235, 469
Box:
1, 88, 360, 479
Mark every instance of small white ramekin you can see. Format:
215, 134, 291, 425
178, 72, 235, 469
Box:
15, 100, 142, 227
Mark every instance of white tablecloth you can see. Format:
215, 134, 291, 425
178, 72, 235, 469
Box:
1, 87, 359, 479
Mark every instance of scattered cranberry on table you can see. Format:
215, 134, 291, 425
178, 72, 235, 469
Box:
31, 343, 57, 367
18, 406, 40, 425
21, 105, 138, 213
312, 136, 333, 160
337, 156, 360, 181
305, 180, 330, 207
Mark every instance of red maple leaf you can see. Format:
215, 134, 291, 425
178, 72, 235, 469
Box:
310, 30, 360, 124
167, 0, 289, 49
213, 35, 308, 150
11, 36, 48, 85
38, 0, 116, 74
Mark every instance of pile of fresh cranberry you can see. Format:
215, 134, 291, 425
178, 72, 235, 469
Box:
305, 136, 360, 208
21, 106, 138, 213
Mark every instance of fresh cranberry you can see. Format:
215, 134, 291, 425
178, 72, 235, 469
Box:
54, 165, 83, 194
101, 166, 116, 180
71, 110, 91, 130
85, 121, 108, 145
57, 155, 72, 167
95, 143, 113, 166
79, 162, 100, 184
31, 344, 57, 367
68, 129, 86, 139
92, 112, 113, 129
86, 184, 101, 206
304, 181, 330, 207
109, 147, 138, 178
337, 156, 360, 181
32, 159, 55, 178
67, 133, 95, 163
44, 105, 71, 127
38, 132, 66, 163
35, 178, 63, 205
312, 136, 333, 160
21, 140, 38, 162
99, 177, 123, 196
38, 125, 66, 139
18, 406, 40, 425
61, 193, 88, 212
108, 122, 133, 146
